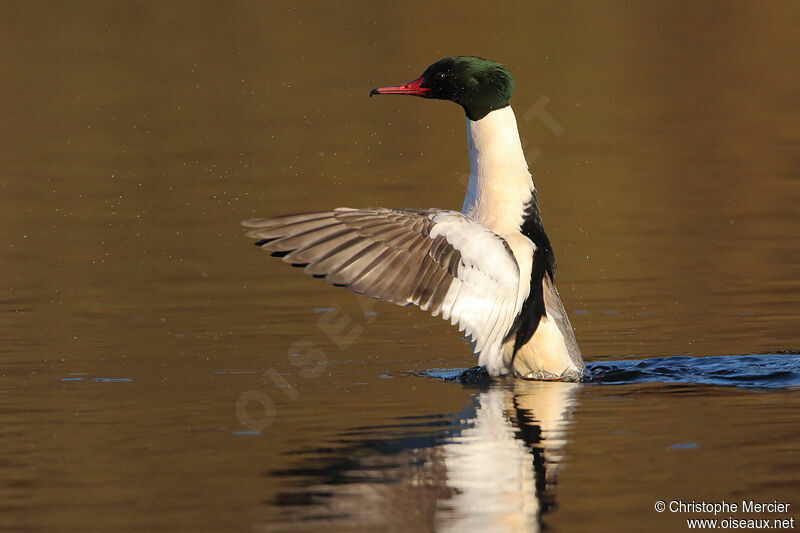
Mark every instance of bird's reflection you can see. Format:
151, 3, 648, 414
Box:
436, 381, 578, 531
261, 380, 579, 532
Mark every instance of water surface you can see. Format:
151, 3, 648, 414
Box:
1, 1, 799, 531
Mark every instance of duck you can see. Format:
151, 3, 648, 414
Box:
242, 56, 584, 380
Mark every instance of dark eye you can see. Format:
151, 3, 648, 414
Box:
436, 72, 446, 80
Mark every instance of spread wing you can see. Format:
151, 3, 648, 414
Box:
242, 208, 522, 375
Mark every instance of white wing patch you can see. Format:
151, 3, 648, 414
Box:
427, 212, 521, 375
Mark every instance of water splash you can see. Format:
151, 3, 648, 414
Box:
586, 353, 800, 389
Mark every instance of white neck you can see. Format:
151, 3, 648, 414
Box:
460, 106, 534, 236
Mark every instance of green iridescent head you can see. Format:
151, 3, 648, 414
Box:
371, 56, 515, 121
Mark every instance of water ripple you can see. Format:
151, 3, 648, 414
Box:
586, 353, 800, 389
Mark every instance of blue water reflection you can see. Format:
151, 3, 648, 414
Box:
586, 353, 800, 389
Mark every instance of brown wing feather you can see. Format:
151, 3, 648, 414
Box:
243, 208, 459, 312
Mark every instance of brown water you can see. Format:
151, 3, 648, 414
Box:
2, 2, 800, 531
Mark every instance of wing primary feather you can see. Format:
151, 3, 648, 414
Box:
304, 237, 374, 275
325, 242, 387, 285
244, 218, 341, 241
349, 249, 406, 297
242, 211, 336, 229
266, 224, 349, 253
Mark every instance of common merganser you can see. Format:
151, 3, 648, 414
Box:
243, 56, 584, 380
